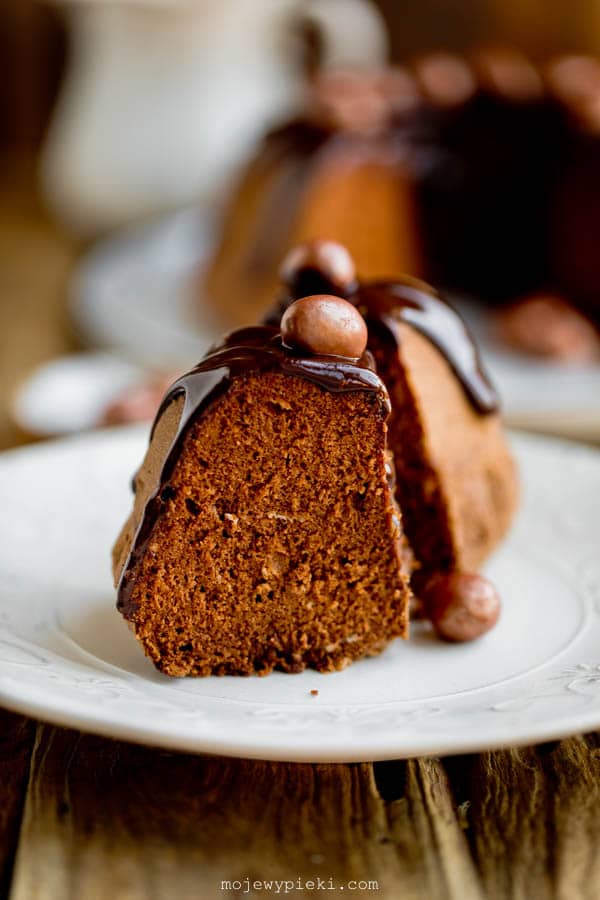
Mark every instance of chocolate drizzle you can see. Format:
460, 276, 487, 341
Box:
354, 278, 498, 414
269, 274, 498, 414
117, 326, 389, 615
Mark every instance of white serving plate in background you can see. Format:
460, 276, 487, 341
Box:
12, 352, 144, 438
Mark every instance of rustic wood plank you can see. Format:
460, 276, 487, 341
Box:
447, 745, 553, 899
546, 735, 600, 900
448, 735, 600, 900
0, 709, 36, 898
11, 726, 483, 900
375, 758, 483, 900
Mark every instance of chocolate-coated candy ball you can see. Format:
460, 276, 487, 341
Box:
281, 294, 368, 359
280, 240, 357, 299
422, 572, 501, 643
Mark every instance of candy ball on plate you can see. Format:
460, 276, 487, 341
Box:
422, 572, 501, 642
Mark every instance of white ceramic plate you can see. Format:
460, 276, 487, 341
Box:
71, 211, 600, 441
1, 427, 599, 761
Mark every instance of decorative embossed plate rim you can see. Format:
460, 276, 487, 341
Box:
0, 426, 599, 762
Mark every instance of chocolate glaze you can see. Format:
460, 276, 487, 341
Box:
117, 326, 389, 616
354, 278, 498, 414
289, 266, 359, 300
267, 275, 498, 415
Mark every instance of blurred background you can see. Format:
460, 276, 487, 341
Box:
2, 0, 600, 450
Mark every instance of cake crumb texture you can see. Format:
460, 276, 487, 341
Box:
122, 372, 411, 676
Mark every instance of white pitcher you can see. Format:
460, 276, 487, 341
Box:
41, 0, 387, 235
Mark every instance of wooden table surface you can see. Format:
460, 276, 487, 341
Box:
2, 160, 600, 900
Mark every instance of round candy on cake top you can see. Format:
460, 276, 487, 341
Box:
281, 294, 368, 359
472, 47, 543, 102
546, 55, 600, 108
413, 52, 477, 108
280, 240, 357, 300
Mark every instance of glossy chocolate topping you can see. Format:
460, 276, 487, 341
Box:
151, 326, 387, 436
117, 326, 389, 614
269, 272, 498, 415
354, 278, 498, 414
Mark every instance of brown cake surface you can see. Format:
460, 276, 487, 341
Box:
113, 329, 412, 676
370, 318, 517, 578
271, 252, 519, 584
205, 134, 423, 328
358, 279, 517, 579
288, 144, 423, 283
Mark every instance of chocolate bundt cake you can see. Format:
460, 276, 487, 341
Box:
114, 245, 518, 677
204, 55, 600, 341
205, 68, 425, 328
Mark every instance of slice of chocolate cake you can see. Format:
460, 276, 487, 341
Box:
113, 311, 413, 677
274, 242, 519, 585
357, 278, 517, 580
